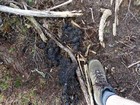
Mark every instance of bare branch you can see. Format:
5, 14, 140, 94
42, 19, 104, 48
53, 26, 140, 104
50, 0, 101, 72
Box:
0, 5, 83, 17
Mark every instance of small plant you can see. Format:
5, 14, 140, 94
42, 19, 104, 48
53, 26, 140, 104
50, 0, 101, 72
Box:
27, 0, 34, 6
14, 78, 22, 88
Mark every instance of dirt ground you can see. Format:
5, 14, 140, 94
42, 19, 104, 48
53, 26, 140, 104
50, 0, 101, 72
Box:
0, 0, 140, 105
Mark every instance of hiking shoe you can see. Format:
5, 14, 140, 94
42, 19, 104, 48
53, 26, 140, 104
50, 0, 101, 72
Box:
88, 59, 115, 105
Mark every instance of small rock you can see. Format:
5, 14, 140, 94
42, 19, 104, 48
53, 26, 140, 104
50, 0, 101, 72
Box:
0, 17, 2, 26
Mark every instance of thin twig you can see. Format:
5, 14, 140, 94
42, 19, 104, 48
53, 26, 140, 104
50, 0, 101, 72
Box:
31, 69, 46, 78
77, 55, 85, 77
128, 61, 140, 68
0, 5, 82, 17
89, 8, 95, 23
48, 0, 73, 11
71, 20, 81, 28
137, 85, 140, 92
85, 44, 91, 57
127, 81, 138, 97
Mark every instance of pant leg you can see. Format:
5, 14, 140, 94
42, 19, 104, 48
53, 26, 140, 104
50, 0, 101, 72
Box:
106, 95, 140, 105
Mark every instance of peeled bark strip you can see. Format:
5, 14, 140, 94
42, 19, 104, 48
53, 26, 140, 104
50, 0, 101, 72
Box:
98, 9, 112, 47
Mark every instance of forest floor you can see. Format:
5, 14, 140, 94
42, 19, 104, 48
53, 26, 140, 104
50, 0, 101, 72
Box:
0, 0, 140, 105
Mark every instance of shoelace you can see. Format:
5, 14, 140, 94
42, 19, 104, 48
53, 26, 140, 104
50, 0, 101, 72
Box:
95, 69, 108, 86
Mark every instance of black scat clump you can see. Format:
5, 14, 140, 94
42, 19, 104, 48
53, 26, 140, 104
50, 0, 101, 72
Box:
61, 24, 83, 51
44, 40, 79, 104
0, 35, 7, 42
59, 61, 79, 105
36, 42, 46, 49
58, 57, 74, 85
44, 40, 61, 66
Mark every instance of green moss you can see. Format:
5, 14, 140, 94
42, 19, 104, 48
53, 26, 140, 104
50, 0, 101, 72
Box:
0, 81, 9, 90
0, 73, 11, 90
26, 0, 34, 6
14, 78, 22, 88
8, 47, 16, 53
104, 27, 110, 34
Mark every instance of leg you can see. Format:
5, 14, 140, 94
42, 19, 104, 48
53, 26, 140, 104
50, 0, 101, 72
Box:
106, 95, 140, 105
88, 59, 140, 105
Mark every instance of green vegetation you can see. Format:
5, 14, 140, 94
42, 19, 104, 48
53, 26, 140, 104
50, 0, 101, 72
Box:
0, 67, 43, 104
0, 72, 11, 91
14, 78, 22, 88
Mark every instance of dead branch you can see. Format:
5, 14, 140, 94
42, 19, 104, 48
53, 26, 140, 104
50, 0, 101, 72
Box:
99, 8, 112, 47
0, 5, 83, 17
